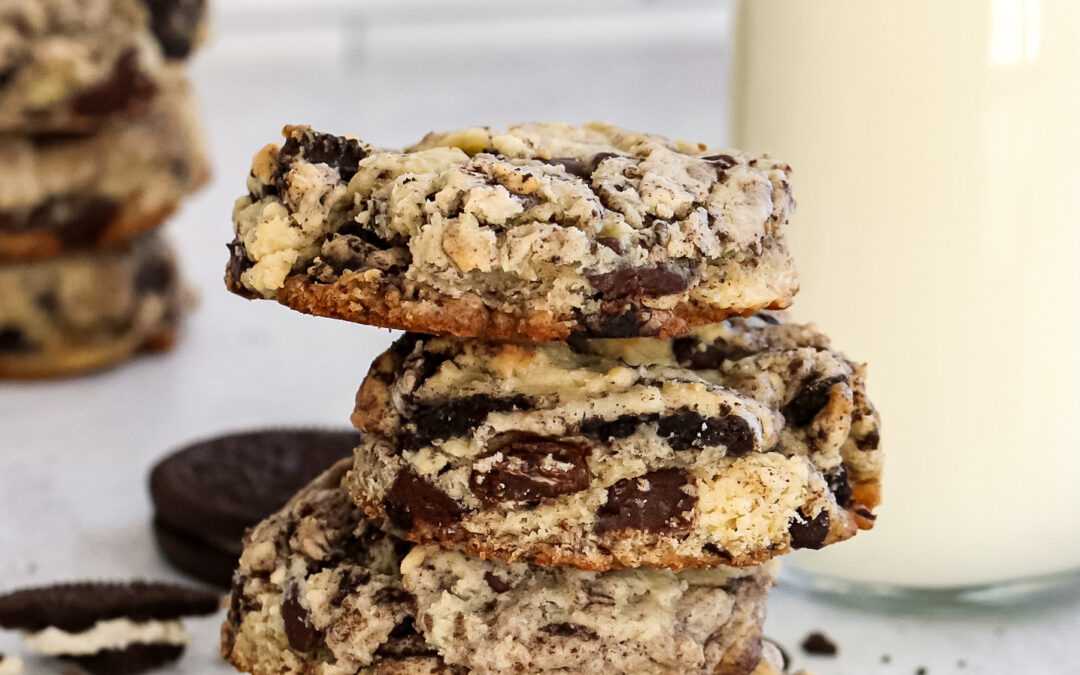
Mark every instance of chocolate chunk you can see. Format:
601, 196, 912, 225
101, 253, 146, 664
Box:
0, 196, 120, 249
824, 466, 853, 507
578, 414, 646, 442
224, 240, 255, 297
134, 255, 174, 294
595, 237, 622, 254
71, 51, 155, 117
655, 410, 754, 456
594, 469, 695, 534
800, 631, 838, 656
671, 337, 752, 369
142, 0, 206, 59
484, 572, 510, 593
789, 509, 830, 550
384, 469, 464, 530
856, 428, 881, 451
0, 327, 31, 354
406, 394, 530, 449
282, 587, 322, 653
782, 375, 847, 427
278, 129, 368, 186
702, 154, 738, 169
469, 435, 590, 507
587, 265, 689, 300
538, 153, 617, 181
542, 623, 598, 639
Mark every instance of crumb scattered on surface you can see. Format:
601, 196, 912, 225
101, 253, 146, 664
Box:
800, 631, 838, 656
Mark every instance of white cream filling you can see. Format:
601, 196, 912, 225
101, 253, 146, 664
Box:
23, 618, 188, 656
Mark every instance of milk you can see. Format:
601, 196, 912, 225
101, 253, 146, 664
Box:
734, 0, 1080, 588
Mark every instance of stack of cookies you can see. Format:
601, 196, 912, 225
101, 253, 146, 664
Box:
221, 123, 883, 674
0, 0, 209, 379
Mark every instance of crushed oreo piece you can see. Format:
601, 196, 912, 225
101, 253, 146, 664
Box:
789, 509, 830, 550
406, 394, 530, 449
783, 375, 846, 427
654, 410, 754, 456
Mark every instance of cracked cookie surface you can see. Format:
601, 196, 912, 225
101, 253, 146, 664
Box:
227, 123, 798, 340
348, 314, 881, 571
223, 458, 780, 675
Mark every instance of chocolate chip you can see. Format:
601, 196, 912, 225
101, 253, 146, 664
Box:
578, 415, 646, 442
134, 256, 174, 294
595, 237, 622, 254
594, 469, 695, 534
484, 572, 510, 593
702, 154, 738, 169
406, 395, 530, 450
800, 631, 838, 656
783, 375, 846, 427
71, 50, 156, 117
278, 129, 367, 186
541, 623, 598, 639
856, 428, 881, 451
587, 265, 689, 300
281, 587, 321, 653
469, 435, 590, 507
142, 0, 206, 59
655, 410, 754, 456
789, 509, 830, 550
384, 469, 464, 530
671, 337, 752, 369
0, 327, 31, 354
825, 466, 853, 507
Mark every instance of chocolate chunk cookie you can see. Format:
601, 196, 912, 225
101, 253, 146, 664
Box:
0, 581, 218, 674
226, 122, 798, 340
223, 458, 781, 675
0, 0, 206, 133
0, 232, 182, 379
150, 428, 361, 587
0, 75, 208, 261
348, 314, 881, 570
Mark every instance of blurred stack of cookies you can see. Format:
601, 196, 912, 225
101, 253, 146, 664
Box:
219, 123, 882, 674
0, 0, 209, 379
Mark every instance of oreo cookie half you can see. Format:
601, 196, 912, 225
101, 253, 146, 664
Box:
149, 428, 360, 587
0, 581, 218, 674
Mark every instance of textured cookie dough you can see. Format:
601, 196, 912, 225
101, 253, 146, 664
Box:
0, 232, 182, 379
223, 459, 780, 675
0, 0, 206, 133
348, 314, 881, 571
0, 74, 208, 261
226, 123, 798, 340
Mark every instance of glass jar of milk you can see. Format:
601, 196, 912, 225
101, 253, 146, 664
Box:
733, 0, 1080, 596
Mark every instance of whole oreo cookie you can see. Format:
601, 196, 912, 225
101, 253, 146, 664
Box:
0, 581, 218, 675
149, 429, 359, 587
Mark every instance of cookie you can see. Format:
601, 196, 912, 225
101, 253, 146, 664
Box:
0, 654, 22, 675
347, 314, 881, 571
149, 428, 361, 587
223, 458, 780, 675
0, 0, 206, 133
0, 231, 182, 379
0, 581, 219, 674
226, 122, 798, 340
0, 75, 209, 262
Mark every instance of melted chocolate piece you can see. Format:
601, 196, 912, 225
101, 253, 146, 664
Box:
788, 509, 830, 550
142, 0, 206, 59
587, 265, 688, 300
406, 394, 530, 449
277, 130, 367, 189
71, 51, 155, 117
594, 469, 695, 534
655, 410, 754, 456
384, 469, 464, 530
484, 572, 510, 593
469, 436, 590, 507
0, 327, 31, 354
595, 237, 622, 254
671, 337, 753, 369
782, 375, 847, 427
856, 428, 881, 451
281, 587, 321, 653
0, 196, 120, 248
824, 466, 853, 507
134, 255, 174, 294
538, 153, 618, 181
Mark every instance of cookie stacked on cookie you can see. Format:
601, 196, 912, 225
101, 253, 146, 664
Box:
0, 0, 209, 378
221, 123, 881, 674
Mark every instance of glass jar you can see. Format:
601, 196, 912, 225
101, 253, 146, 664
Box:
733, 0, 1080, 597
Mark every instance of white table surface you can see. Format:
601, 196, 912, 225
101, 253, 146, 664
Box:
2, 6, 1078, 674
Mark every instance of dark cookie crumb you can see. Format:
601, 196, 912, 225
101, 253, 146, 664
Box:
800, 631, 838, 656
